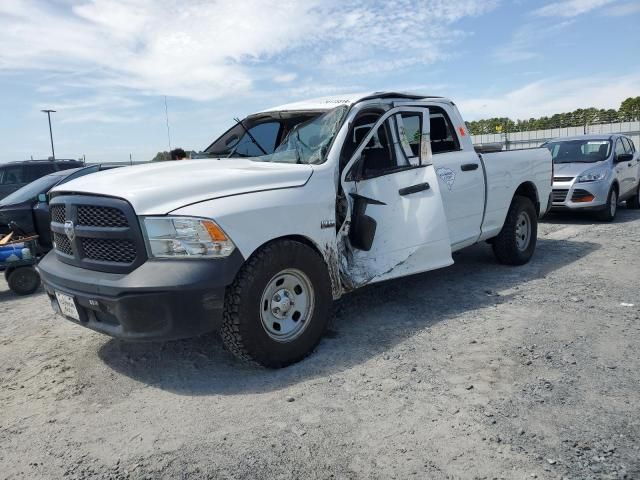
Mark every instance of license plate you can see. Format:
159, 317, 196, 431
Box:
55, 291, 80, 321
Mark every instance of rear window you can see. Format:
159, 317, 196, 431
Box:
0, 166, 25, 185
24, 164, 57, 182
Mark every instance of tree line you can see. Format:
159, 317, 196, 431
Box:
467, 96, 640, 135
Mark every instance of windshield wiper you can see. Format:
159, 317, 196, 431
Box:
232, 117, 268, 155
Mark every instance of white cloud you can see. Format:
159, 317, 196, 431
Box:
605, 1, 640, 15
0, 0, 498, 102
533, 0, 618, 17
273, 73, 298, 84
493, 20, 574, 63
458, 74, 640, 120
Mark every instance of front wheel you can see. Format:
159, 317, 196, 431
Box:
492, 195, 538, 266
221, 240, 332, 368
596, 187, 618, 222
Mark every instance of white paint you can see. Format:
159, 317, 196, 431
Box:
53, 159, 313, 215
51, 92, 553, 299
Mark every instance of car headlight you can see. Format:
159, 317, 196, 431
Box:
141, 216, 235, 258
577, 168, 608, 183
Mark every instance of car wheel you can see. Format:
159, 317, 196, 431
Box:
221, 240, 332, 368
596, 187, 618, 221
627, 184, 640, 209
7, 266, 41, 296
4, 267, 13, 283
492, 195, 538, 266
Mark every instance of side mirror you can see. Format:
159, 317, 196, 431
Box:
37, 193, 48, 203
615, 153, 633, 163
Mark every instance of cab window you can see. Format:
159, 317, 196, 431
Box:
345, 113, 424, 179
429, 108, 460, 154
395, 113, 422, 161
615, 139, 626, 157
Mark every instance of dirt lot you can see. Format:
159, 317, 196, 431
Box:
1, 209, 639, 480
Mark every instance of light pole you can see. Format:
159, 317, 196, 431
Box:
41, 109, 56, 160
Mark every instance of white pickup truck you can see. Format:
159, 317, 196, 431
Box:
38, 92, 552, 367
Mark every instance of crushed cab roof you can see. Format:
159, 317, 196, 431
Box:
258, 91, 449, 113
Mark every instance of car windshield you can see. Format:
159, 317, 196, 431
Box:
546, 140, 612, 164
0, 173, 62, 205
258, 105, 349, 165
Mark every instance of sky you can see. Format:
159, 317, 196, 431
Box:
0, 0, 639, 164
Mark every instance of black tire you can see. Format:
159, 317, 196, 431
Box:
4, 267, 13, 282
7, 266, 41, 295
596, 186, 618, 222
492, 195, 538, 266
627, 184, 640, 209
221, 240, 332, 368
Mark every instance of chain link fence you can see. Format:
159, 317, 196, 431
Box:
471, 121, 640, 150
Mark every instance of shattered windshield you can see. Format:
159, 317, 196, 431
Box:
546, 140, 612, 164
259, 105, 348, 165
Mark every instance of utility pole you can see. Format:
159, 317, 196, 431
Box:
164, 96, 172, 154
41, 109, 56, 160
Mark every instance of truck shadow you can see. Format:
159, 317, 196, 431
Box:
98, 237, 599, 396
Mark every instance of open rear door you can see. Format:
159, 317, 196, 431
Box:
340, 106, 452, 288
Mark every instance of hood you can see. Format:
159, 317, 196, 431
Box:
554, 160, 608, 178
52, 159, 314, 214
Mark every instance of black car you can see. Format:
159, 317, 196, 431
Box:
0, 164, 122, 250
0, 159, 84, 201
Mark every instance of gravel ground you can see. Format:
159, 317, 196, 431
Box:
1, 209, 639, 480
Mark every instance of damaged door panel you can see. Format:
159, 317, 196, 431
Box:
338, 106, 452, 288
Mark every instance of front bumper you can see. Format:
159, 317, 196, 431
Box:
550, 179, 610, 211
38, 250, 244, 341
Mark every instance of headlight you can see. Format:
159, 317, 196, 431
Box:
577, 168, 608, 183
141, 216, 235, 258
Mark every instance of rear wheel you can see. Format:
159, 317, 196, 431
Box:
627, 184, 640, 209
492, 195, 538, 266
7, 266, 41, 295
221, 240, 332, 368
596, 187, 617, 221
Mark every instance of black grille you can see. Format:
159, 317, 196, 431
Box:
53, 232, 73, 255
571, 189, 594, 202
49, 195, 146, 273
552, 189, 569, 203
77, 206, 128, 228
82, 238, 137, 263
553, 176, 574, 183
50, 205, 66, 224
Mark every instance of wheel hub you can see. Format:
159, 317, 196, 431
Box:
271, 289, 294, 319
515, 211, 531, 251
260, 269, 315, 342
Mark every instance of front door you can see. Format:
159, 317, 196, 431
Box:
340, 106, 452, 287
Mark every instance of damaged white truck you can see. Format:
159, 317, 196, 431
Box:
38, 92, 552, 367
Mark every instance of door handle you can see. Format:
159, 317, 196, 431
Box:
399, 182, 430, 196
461, 163, 479, 171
